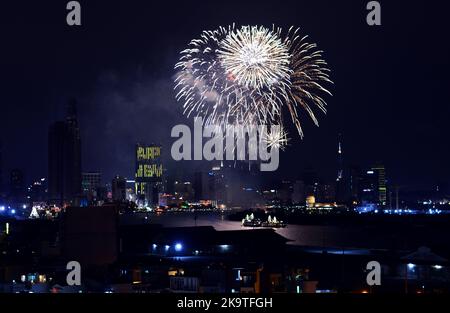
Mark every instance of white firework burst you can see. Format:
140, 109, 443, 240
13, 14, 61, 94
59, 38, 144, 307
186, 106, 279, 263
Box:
174, 24, 332, 142
282, 27, 333, 138
217, 25, 291, 91
263, 126, 289, 150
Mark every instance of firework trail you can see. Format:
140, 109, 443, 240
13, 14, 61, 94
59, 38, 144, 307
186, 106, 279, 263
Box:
174, 24, 332, 147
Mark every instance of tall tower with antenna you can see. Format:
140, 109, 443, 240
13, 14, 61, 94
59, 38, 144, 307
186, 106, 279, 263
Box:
337, 133, 344, 182
335, 133, 346, 203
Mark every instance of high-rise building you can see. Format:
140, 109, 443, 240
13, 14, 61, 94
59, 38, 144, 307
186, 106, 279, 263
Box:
372, 163, 387, 206
302, 169, 320, 199
352, 164, 387, 206
135, 143, 163, 206
359, 169, 378, 204
10, 168, 25, 203
278, 180, 293, 204
112, 176, 126, 202
319, 184, 336, 203
0, 140, 3, 196
174, 181, 195, 201
82, 172, 102, 202
193, 171, 204, 201
29, 178, 47, 203
210, 163, 227, 206
292, 180, 305, 204
349, 166, 361, 204
125, 179, 137, 202
48, 99, 82, 206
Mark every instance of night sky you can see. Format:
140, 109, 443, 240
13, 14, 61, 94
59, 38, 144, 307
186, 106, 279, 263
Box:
1, 0, 449, 190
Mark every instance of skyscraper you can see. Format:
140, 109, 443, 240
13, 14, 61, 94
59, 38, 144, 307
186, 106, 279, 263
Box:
48, 99, 82, 206
135, 143, 163, 206
112, 176, 126, 202
292, 180, 305, 204
10, 168, 25, 204
0, 140, 3, 197
372, 163, 387, 206
29, 178, 47, 203
82, 172, 102, 202
349, 166, 361, 204
358, 164, 387, 206
359, 169, 378, 204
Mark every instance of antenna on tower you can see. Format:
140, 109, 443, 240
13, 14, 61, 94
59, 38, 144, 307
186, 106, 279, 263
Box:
337, 133, 344, 181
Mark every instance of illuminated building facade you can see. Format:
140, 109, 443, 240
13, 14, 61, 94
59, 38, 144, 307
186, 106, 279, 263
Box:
359, 169, 378, 204
135, 143, 163, 206
372, 163, 387, 206
359, 164, 387, 206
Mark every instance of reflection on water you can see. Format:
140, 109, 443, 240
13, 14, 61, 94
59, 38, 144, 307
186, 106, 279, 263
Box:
122, 212, 346, 247
121, 211, 450, 250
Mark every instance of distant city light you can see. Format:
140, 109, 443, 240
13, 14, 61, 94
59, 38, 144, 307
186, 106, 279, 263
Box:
10, 209, 16, 214
152, 244, 157, 249
407, 263, 415, 270
22, 204, 27, 209
0, 206, 5, 212
236, 269, 242, 281
164, 245, 170, 251
174, 243, 183, 252
433, 265, 443, 270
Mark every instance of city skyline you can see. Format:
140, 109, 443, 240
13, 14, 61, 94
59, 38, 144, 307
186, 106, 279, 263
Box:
1, 0, 450, 300
1, 1, 449, 191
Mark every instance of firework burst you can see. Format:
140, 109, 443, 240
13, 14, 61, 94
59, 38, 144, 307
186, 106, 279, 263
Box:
174, 24, 332, 148
263, 126, 289, 150
217, 25, 291, 91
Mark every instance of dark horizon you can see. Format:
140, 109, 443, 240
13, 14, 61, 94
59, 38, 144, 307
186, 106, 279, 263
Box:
1, 0, 449, 191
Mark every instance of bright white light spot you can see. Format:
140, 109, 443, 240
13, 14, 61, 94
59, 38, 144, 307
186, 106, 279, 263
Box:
174, 243, 183, 252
